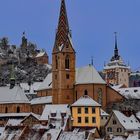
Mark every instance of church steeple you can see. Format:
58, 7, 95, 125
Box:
52, 0, 75, 104
53, 0, 72, 52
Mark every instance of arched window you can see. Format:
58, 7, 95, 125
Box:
17, 106, 20, 113
97, 88, 102, 105
65, 55, 69, 69
55, 56, 58, 69
5, 107, 8, 113
84, 90, 88, 95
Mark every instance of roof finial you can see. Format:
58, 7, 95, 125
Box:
114, 32, 118, 49
114, 32, 119, 58
91, 56, 94, 66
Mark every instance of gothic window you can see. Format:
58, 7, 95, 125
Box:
65, 55, 70, 69
97, 88, 102, 105
17, 106, 20, 113
55, 56, 58, 69
5, 107, 8, 113
84, 90, 88, 95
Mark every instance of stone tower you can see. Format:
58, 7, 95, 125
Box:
104, 33, 130, 87
52, 0, 76, 104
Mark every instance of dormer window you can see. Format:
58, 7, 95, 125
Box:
51, 113, 56, 117
61, 112, 66, 117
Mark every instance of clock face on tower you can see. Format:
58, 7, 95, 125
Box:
107, 71, 115, 79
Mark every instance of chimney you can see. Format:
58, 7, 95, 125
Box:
10, 78, 15, 89
47, 133, 51, 140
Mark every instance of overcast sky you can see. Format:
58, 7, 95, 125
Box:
0, 0, 140, 71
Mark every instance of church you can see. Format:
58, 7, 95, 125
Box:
37, 0, 124, 110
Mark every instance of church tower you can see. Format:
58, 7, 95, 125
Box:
52, 0, 76, 104
104, 33, 130, 87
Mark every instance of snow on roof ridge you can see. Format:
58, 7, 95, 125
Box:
76, 65, 106, 85
72, 95, 101, 107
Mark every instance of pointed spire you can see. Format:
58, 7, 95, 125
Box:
114, 32, 119, 58
54, 0, 70, 49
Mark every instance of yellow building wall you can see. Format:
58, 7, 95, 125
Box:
72, 106, 100, 129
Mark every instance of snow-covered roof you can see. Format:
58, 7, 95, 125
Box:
114, 87, 140, 99
21, 113, 40, 122
59, 131, 85, 140
30, 96, 52, 105
100, 109, 109, 116
76, 65, 106, 84
127, 133, 140, 140
104, 65, 130, 70
36, 52, 46, 58
112, 84, 124, 90
40, 104, 70, 121
37, 73, 52, 91
104, 59, 130, 70
7, 119, 23, 126
71, 95, 101, 107
113, 110, 140, 131
0, 113, 30, 118
0, 86, 29, 104
136, 111, 140, 120
20, 82, 42, 94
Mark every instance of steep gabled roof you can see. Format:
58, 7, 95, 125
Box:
76, 65, 106, 85
0, 86, 29, 104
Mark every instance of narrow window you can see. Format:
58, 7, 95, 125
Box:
55, 56, 58, 69
85, 117, 89, 123
78, 108, 81, 114
117, 128, 122, 132
17, 106, 20, 113
92, 107, 95, 113
78, 117, 81, 123
113, 120, 117, 125
5, 107, 8, 113
85, 107, 88, 114
92, 117, 96, 123
76, 91, 78, 100
65, 55, 70, 69
107, 127, 112, 132
84, 90, 88, 95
